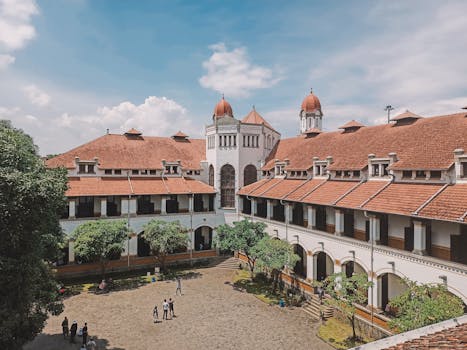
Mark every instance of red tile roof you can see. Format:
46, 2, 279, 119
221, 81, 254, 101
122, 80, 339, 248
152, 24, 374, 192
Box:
336, 180, 388, 209
172, 131, 188, 138
263, 113, 467, 171
124, 128, 142, 135
284, 179, 326, 201
46, 134, 206, 170
390, 110, 422, 121
382, 322, 467, 350
304, 127, 322, 135
238, 178, 272, 196
241, 108, 275, 130
339, 120, 365, 129
362, 183, 443, 216
66, 177, 215, 197
302, 180, 358, 206
418, 184, 467, 223
259, 179, 306, 200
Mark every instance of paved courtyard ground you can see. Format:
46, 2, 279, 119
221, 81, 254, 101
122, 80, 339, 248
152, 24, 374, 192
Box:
25, 266, 332, 350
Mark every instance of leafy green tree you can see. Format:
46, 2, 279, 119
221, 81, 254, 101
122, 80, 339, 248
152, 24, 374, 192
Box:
215, 219, 267, 276
72, 220, 129, 278
253, 237, 300, 290
388, 280, 464, 332
0, 120, 68, 349
142, 220, 189, 272
322, 272, 372, 340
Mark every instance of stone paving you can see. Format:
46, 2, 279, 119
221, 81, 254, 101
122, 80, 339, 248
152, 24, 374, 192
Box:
25, 267, 332, 350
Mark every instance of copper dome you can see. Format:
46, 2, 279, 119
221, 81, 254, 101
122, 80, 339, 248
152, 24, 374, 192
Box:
213, 96, 233, 118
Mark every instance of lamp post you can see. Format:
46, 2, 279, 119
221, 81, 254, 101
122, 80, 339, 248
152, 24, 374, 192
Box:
384, 105, 394, 124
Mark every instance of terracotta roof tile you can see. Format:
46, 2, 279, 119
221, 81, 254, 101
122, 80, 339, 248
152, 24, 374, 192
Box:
238, 178, 272, 196
263, 113, 467, 171
390, 110, 422, 121
47, 134, 205, 170
418, 184, 467, 222
362, 183, 443, 216
241, 108, 275, 130
302, 180, 358, 205
382, 322, 467, 350
339, 120, 365, 129
125, 128, 142, 135
284, 179, 326, 201
172, 131, 188, 138
259, 179, 306, 200
66, 177, 215, 197
250, 178, 284, 196
336, 181, 388, 209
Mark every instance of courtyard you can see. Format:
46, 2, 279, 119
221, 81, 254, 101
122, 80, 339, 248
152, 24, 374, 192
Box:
25, 266, 332, 350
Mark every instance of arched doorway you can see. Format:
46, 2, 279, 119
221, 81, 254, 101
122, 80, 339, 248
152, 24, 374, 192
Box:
377, 272, 408, 312
220, 164, 235, 208
209, 165, 214, 186
314, 251, 334, 281
243, 164, 257, 186
137, 232, 151, 257
293, 244, 307, 279
194, 226, 213, 251
342, 261, 366, 278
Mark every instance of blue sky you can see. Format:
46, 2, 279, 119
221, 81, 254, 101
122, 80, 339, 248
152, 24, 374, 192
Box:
1, 0, 467, 155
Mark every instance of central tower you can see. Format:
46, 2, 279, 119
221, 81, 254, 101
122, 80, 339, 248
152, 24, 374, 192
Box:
300, 89, 323, 133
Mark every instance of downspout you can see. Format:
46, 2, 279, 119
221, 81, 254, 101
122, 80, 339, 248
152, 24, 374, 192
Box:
280, 198, 288, 241
363, 209, 374, 329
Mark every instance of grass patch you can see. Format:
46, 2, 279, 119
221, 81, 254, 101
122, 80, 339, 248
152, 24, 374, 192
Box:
318, 317, 374, 349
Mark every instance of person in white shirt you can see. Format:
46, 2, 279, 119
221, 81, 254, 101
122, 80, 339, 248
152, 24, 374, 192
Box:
162, 299, 169, 320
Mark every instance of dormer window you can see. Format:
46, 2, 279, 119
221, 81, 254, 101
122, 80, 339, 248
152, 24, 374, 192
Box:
336, 170, 342, 177
369, 156, 390, 178
132, 169, 139, 175
79, 164, 86, 174
114, 169, 122, 175
402, 170, 412, 179
353, 170, 360, 177
415, 170, 426, 179
463, 163, 467, 178
430, 171, 441, 179
105, 169, 112, 175
149, 170, 157, 175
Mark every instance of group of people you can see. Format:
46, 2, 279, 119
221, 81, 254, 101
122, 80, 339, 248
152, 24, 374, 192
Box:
152, 277, 183, 323
61, 316, 96, 349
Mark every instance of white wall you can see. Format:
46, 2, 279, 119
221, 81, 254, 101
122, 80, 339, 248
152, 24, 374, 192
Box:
432, 220, 460, 247
388, 214, 410, 239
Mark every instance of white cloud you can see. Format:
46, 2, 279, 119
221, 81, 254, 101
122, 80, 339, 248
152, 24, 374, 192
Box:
199, 42, 281, 98
0, 53, 14, 69
0, 0, 38, 51
23, 84, 51, 107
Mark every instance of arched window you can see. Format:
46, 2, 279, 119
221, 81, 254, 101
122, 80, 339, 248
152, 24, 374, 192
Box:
243, 164, 257, 186
208, 165, 214, 186
220, 164, 235, 208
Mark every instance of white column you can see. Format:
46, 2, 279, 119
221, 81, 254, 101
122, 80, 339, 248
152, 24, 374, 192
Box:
267, 200, 273, 219
413, 220, 427, 255
313, 254, 318, 281
369, 215, 380, 243
129, 234, 137, 255
368, 275, 378, 310
69, 199, 76, 219
188, 195, 194, 213
100, 198, 107, 217
161, 196, 167, 215
306, 252, 314, 281
285, 204, 292, 223
335, 209, 344, 235
68, 239, 75, 263
307, 206, 316, 228
251, 198, 257, 216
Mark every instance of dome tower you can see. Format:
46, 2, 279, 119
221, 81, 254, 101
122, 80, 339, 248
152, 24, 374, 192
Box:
300, 89, 323, 133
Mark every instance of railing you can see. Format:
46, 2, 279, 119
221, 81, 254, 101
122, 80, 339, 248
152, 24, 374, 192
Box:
61, 210, 217, 221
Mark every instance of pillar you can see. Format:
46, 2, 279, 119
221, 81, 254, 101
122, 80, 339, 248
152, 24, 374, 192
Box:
367, 274, 378, 310
306, 252, 314, 281
188, 195, 194, 213
313, 254, 318, 281
69, 199, 76, 219
307, 206, 316, 228
251, 198, 257, 216
267, 200, 273, 220
68, 239, 75, 263
285, 204, 292, 224
238, 196, 243, 214
335, 209, 344, 236
161, 196, 167, 215
369, 215, 380, 243
100, 197, 107, 217
413, 220, 427, 255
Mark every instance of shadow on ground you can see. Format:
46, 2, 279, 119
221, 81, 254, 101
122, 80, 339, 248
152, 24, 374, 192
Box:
24, 332, 125, 350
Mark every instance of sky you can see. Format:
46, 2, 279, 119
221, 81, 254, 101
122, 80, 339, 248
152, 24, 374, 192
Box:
1, 0, 467, 155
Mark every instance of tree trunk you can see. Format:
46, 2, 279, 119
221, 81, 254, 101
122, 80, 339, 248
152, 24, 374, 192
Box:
247, 256, 255, 278
351, 314, 356, 340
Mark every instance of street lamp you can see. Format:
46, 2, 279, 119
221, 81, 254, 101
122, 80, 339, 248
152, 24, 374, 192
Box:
384, 105, 395, 124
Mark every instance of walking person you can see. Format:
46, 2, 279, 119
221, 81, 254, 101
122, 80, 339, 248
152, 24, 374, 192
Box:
153, 305, 159, 323
162, 299, 169, 320
70, 321, 78, 343
175, 276, 182, 296
61, 316, 69, 339
168, 298, 175, 318
82, 322, 88, 345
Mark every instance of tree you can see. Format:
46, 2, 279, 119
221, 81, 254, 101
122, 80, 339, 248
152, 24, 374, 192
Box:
388, 280, 464, 332
142, 220, 189, 272
72, 220, 129, 278
215, 219, 267, 276
0, 120, 68, 349
322, 272, 372, 340
253, 237, 300, 290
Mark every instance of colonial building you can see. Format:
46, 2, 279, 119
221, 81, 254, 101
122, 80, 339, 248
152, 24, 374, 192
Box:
47, 90, 467, 324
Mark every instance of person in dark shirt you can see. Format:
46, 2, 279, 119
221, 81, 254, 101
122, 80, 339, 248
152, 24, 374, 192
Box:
61, 316, 69, 338
70, 321, 78, 343
82, 322, 88, 345
168, 298, 174, 318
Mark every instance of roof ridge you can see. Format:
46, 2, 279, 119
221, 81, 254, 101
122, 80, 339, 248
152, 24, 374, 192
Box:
333, 180, 366, 205
412, 183, 450, 216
